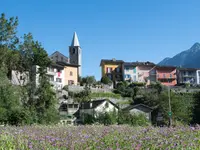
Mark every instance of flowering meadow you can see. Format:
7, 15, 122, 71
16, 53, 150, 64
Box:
0, 125, 200, 150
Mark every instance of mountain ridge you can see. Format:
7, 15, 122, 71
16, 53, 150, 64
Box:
158, 42, 200, 68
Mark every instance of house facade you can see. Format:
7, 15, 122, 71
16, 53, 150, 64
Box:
122, 104, 153, 121
46, 63, 65, 90
59, 102, 79, 125
197, 70, 200, 85
177, 68, 197, 85
155, 66, 177, 86
123, 61, 155, 85
57, 62, 79, 86
78, 99, 119, 121
100, 59, 124, 86
136, 62, 155, 85
123, 62, 137, 82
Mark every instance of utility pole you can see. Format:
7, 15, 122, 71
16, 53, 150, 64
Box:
168, 81, 172, 127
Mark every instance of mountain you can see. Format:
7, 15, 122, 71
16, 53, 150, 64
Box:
158, 43, 200, 68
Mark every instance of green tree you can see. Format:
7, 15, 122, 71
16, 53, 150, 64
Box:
35, 68, 59, 124
19, 33, 59, 124
80, 76, 96, 87
192, 92, 200, 124
74, 86, 92, 102
101, 76, 112, 85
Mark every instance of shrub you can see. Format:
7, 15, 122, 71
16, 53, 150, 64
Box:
63, 85, 69, 91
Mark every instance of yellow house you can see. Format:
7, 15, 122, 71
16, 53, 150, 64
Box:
57, 62, 79, 85
100, 59, 124, 84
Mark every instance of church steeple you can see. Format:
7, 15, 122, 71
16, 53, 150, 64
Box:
69, 32, 82, 77
71, 32, 80, 46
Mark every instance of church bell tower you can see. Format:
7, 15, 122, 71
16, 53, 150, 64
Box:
69, 32, 82, 76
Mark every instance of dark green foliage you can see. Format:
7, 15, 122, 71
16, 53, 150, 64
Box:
71, 86, 92, 102
0, 13, 59, 125
83, 113, 96, 124
80, 76, 96, 86
35, 71, 59, 124
192, 92, 200, 124
129, 82, 146, 87
118, 111, 150, 126
97, 110, 118, 125
101, 76, 112, 85
63, 85, 69, 91
113, 81, 139, 99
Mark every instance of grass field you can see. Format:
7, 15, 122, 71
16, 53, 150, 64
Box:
0, 125, 200, 149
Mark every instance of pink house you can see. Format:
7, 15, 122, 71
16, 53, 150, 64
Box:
136, 62, 155, 85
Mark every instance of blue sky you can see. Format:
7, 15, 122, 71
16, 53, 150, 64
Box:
1, 0, 200, 80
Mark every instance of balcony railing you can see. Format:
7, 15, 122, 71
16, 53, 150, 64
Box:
157, 76, 176, 79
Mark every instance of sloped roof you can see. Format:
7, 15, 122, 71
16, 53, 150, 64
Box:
124, 61, 155, 67
71, 32, 80, 46
49, 51, 69, 60
56, 61, 79, 67
100, 59, 124, 66
80, 99, 119, 109
122, 104, 153, 113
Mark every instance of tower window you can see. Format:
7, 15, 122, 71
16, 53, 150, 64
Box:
72, 48, 76, 54
70, 71, 73, 76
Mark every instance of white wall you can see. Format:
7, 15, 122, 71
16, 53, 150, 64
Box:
11, 70, 29, 86
196, 70, 200, 84
79, 101, 118, 118
46, 66, 65, 90
95, 101, 118, 114
124, 67, 138, 82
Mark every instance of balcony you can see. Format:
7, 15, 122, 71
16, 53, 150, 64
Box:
50, 81, 62, 90
47, 70, 56, 76
157, 74, 176, 79
182, 74, 196, 78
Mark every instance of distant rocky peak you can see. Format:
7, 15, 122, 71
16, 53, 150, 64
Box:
190, 42, 200, 52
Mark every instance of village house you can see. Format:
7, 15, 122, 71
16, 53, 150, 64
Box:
75, 99, 119, 123
122, 104, 153, 121
154, 66, 177, 86
100, 59, 124, 87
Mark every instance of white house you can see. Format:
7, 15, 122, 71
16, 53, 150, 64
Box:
196, 70, 200, 85
46, 63, 65, 91
77, 99, 119, 121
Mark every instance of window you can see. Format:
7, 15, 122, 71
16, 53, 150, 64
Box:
170, 74, 172, 78
68, 80, 74, 85
107, 67, 112, 73
56, 78, 62, 83
133, 68, 136, 73
48, 67, 54, 72
163, 74, 166, 78
73, 48, 76, 54
20, 75, 23, 80
126, 67, 129, 71
116, 67, 120, 73
48, 76, 54, 81
70, 71, 73, 76
133, 75, 136, 81
108, 74, 112, 80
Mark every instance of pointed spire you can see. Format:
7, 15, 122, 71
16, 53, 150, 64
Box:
71, 32, 80, 46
